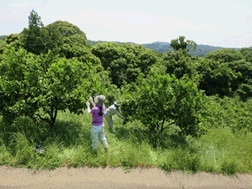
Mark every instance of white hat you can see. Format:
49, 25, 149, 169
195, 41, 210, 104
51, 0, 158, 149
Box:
114, 101, 120, 106
94, 95, 106, 106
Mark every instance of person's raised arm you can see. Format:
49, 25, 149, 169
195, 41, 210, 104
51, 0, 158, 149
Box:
89, 96, 95, 107
86, 101, 91, 113
115, 108, 124, 119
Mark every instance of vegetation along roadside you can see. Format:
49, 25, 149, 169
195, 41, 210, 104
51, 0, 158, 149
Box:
0, 10, 251, 175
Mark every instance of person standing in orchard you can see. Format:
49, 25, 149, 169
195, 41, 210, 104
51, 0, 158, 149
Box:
86, 95, 108, 153
104, 101, 124, 133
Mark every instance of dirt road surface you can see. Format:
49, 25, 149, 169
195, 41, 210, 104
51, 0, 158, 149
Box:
0, 166, 251, 189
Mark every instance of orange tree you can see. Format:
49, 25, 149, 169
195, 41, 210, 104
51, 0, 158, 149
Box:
0, 47, 114, 127
120, 66, 205, 148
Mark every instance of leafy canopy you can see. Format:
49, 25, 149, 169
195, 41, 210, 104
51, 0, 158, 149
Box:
121, 67, 205, 147
0, 47, 93, 127
91, 42, 159, 87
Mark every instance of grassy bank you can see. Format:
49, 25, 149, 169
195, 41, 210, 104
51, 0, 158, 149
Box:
0, 110, 251, 175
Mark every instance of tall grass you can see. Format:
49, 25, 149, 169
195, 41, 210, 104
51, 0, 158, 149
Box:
196, 128, 252, 174
0, 109, 251, 175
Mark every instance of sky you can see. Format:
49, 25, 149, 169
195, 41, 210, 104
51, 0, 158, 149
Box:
0, 0, 252, 48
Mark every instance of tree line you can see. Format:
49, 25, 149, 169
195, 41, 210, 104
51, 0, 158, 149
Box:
0, 10, 251, 148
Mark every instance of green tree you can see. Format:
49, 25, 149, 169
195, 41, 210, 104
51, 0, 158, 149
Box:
0, 47, 42, 122
4, 34, 21, 49
162, 36, 198, 80
0, 47, 96, 127
235, 81, 252, 101
196, 58, 236, 97
240, 47, 252, 63
163, 49, 198, 79
0, 34, 22, 60
20, 10, 48, 55
21, 11, 90, 58
0, 37, 6, 58
36, 57, 88, 126
229, 60, 252, 91
201, 48, 252, 98
91, 42, 121, 69
44, 21, 88, 59
43, 20, 102, 71
91, 42, 159, 87
121, 68, 205, 147
231, 48, 252, 100
205, 48, 243, 63
170, 36, 197, 52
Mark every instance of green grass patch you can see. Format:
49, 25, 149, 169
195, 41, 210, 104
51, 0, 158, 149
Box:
196, 127, 252, 174
0, 110, 251, 175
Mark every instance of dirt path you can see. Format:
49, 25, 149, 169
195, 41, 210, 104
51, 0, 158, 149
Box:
0, 166, 251, 189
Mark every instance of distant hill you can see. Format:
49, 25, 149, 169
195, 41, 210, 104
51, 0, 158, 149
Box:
0, 35, 7, 40
87, 40, 226, 57
1, 36, 235, 57
142, 41, 224, 57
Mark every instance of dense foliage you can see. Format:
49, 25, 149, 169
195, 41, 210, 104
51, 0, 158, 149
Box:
120, 63, 205, 147
0, 10, 251, 174
0, 47, 89, 126
91, 42, 159, 87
